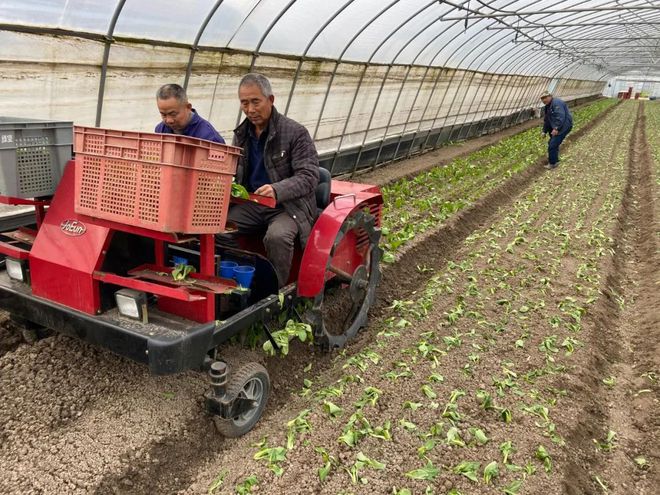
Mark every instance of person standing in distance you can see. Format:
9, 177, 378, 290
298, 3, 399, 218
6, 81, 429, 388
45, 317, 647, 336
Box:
155, 83, 225, 143
221, 73, 319, 287
541, 92, 573, 170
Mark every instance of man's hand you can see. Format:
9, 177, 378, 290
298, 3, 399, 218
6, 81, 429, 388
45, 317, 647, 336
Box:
551, 129, 559, 137
254, 184, 276, 199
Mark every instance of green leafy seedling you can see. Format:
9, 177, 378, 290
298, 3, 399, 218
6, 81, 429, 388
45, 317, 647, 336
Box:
235, 475, 258, 495
503, 479, 523, 495
446, 426, 466, 447
602, 376, 616, 387
483, 461, 499, 484
593, 430, 617, 452
286, 409, 312, 449
323, 401, 343, 419
500, 441, 515, 465
453, 460, 480, 482
253, 446, 287, 476
406, 461, 440, 481
231, 182, 250, 199
171, 263, 195, 281
207, 469, 227, 494
468, 427, 489, 445
535, 445, 552, 472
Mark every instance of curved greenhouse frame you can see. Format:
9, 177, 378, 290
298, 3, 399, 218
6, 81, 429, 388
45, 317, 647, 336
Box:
1, 0, 658, 174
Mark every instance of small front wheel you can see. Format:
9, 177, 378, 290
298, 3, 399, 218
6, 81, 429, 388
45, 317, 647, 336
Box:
213, 362, 270, 438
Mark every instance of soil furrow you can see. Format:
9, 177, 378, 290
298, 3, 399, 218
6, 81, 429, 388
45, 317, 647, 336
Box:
559, 102, 659, 494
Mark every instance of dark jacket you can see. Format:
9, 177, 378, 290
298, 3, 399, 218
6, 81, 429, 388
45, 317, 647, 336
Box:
233, 107, 319, 245
155, 109, 225, 143
543, 97, 573, 134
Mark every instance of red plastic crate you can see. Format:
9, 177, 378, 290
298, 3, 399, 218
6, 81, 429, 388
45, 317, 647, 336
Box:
73, 126, 241, 233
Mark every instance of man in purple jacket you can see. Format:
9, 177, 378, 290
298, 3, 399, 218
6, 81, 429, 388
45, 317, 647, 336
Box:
155, 84, 225, 143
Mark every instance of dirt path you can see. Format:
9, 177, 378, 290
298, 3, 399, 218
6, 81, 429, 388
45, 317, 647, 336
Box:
0, 100, 631, 495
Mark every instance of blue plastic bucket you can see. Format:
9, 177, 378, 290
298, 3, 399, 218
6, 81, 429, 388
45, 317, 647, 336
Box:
219, 260, 238, 278
233, 265, 255, 288
172, 255, 189, 266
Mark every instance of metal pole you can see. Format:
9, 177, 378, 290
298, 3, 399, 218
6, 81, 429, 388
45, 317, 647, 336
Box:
233, 0, 298, 128
487, 21, 660, 29
283, 0, 358, 116
183, 0, 225, 91
441, 5, 660, 21
310, 0, 408, 142
95, 0, 127, 127
312, 0, 438, 164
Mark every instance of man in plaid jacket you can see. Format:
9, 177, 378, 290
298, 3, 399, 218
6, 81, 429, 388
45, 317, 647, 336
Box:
226, 73, 319, 287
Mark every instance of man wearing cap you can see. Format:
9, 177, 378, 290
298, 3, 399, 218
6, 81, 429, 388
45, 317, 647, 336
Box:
541, 92, 572, 169
155, 83, 225, 143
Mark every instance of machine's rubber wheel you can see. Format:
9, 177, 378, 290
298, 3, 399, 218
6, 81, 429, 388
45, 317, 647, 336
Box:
213, 362, 270, 438
307, 208, 382, 350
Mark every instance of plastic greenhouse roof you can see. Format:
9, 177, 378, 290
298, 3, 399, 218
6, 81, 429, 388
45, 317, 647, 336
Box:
0, 0, 657, 80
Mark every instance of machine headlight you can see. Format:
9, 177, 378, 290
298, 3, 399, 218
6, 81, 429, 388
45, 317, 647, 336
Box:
115, 288, 148, 323
6, 258, 28, 282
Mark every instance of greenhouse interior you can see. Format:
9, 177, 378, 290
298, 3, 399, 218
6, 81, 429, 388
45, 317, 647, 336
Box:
0, 1, 658, 494
1, 0, 658, 174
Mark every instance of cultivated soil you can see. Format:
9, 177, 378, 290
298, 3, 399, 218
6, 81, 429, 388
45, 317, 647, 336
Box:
0, 100, 657, 495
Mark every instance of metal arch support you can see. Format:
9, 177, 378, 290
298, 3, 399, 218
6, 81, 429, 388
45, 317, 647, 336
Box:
444, 0, 608, 139
283, 0, 359, 116
442, 0, 640, 73
487, 21, 660, 29
461, 34, 566, 135
442, 5, 660, 21
372, 16, 479, 168
385, 1, 519, 155
473, 0, 606, 129
466, 28, 573, 124
338, 13, 455, 173
413, 0, 559, 152
94, 0, 127, 127
421, 17, 519, 150
312, 0, 439, 144
232, 0, 298, 128
183, 0, 226, 91
347, 1, 512, 172
399, 9, 523, 159
306, 1, 401, 141
482, 41, 579, 132
487, 56, 571, 133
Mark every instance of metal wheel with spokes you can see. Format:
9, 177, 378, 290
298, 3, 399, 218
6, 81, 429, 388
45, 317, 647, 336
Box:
306, 209, 382, 350
213, 362, 270, 438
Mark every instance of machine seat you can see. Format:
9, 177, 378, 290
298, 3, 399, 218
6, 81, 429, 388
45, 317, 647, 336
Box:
316, 167, 332, 212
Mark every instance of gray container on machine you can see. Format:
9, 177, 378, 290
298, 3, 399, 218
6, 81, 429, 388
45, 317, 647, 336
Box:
0, 117, 73, 198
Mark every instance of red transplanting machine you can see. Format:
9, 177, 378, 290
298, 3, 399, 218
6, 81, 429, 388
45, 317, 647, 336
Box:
0, 122, 383, 436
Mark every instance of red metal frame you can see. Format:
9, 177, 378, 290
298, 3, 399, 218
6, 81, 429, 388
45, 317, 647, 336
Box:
0, 156, 384, 325
297, 188, 383, 298
0, 195, 50, 229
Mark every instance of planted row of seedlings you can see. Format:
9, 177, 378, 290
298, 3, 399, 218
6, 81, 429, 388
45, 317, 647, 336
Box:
646, 102, 660, 172
197, 101, 637, 494
380, 98, 617, 262
259, 99, 619, 355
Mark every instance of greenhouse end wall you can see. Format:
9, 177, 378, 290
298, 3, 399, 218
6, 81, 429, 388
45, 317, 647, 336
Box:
0, 31, 605, 175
